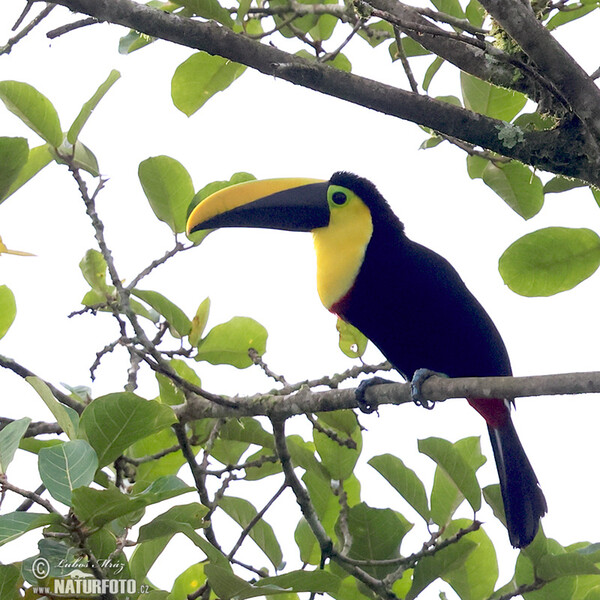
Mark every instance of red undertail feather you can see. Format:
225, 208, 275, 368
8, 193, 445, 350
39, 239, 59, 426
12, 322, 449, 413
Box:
469, 397, 547, 548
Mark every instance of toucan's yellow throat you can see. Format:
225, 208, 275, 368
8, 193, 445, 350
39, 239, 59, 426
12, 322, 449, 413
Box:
186, 176, 374, 310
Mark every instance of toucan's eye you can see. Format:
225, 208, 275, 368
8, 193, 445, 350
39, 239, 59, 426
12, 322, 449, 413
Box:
332, 191, 348, 205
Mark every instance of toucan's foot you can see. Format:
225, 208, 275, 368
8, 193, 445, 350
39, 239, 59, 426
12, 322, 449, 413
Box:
355, 376, 395, 414
410, 368, 448, 410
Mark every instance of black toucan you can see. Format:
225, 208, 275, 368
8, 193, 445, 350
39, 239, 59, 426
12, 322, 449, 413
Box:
186, 171, 547, 548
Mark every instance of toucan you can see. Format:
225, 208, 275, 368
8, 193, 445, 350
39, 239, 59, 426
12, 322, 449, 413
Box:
186, 171, 547, 548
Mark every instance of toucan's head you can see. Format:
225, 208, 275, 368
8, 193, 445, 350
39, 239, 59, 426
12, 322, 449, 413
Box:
186, 172, 401, 309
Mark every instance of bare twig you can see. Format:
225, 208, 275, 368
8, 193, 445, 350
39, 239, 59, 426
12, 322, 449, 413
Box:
1, 478, 61, 515
126, 240, 189, 291
227, 482, 287, 560
249, 349, 288, 386
1, 3, 55, 54
306, 413, 357, 449
46, 16, 99, 39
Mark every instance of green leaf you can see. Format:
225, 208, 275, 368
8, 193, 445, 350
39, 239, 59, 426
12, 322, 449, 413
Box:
68, 70, 121, 143
26, 376, 79, 440
176, 0, 234, 26
442, 519, 498, 600
256, 570, 341, 595
407, 537, 477, 600
0, 137, 28, 201
218, 496, 283, 568
205, 564, 254, 600
460, 72, 527, 121
482, 160, 544, 219
303, 469, 341, 537
499, 227, 600, 296
79, 248, 111, 293
466, 155, 488, 180
431, 0, 465, 19
119, 30, 155, 54
431, 440, 485, 527
1, 143, 53, 202
0, 564, 21, 600
52, 139, 100, 177
189, 297, 211, 346
79, 392, 176, 467
0, 81, 63, 147
515, 540, 577, 600
0, 512, 58, 546
138, 502, 208, 542
336, 318, 368, 358
546, 4, 596, 30
0, 286, 16, 341
314, 422, 362, 481
196, 316, 267, 368
418, 437, 481, 512
400, 36, 431, 57
138, 155, 194, 233
219, 417, 274, 448
544, 176, 586, 194
465, 0, 485, 26
188, 172, 256, 227
0, 417, 30, 474
38, 440, 98, 505
345, 503, 412, 578
131, 289, 191, 337
538, 552, 600, 580
130, 537, 171, 584
368, 453, 430, 521
584, 587, 600, 600
423, 56, 444, 91
72, 476, 192, 527
130, 427, 188, 492
172, 563, 208, 599
172, 52, 246, 117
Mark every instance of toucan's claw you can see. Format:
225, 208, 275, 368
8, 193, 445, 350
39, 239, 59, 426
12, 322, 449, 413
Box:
410, 368, 447, 410
355, 376, 394, 414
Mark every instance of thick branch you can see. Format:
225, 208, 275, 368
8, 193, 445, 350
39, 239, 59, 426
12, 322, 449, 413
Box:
481, 0, 600, 148
176, 371, 600, 421
39, 0, 600, 185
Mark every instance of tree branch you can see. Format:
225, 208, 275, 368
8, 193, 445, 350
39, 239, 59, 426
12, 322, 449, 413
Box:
480, 0, 600, 151
38, 0, 600, 185
177, 370, 600, 421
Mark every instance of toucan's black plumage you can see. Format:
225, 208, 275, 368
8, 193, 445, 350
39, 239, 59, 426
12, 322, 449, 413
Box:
187, 171, 547, 547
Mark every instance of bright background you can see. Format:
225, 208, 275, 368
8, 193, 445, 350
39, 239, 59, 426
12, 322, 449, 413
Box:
1, 0, 600, 595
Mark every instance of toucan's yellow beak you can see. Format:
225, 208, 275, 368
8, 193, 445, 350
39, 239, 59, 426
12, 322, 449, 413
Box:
186, 177, 330, 236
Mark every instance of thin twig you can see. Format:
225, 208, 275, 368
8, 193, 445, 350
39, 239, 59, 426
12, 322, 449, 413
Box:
1, 3, 55, 54
46, 16, 100, 39
393, 27, 419, 93
126, 240, 189, 291
306, 413, 357, 449
1, 478, 61, 515
227, 482, 287, 560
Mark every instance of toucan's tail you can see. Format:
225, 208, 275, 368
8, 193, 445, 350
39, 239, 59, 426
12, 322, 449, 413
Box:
488, 418, 547, 548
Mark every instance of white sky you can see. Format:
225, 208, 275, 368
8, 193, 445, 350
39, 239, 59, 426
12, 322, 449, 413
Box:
1, 1, 600, 596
